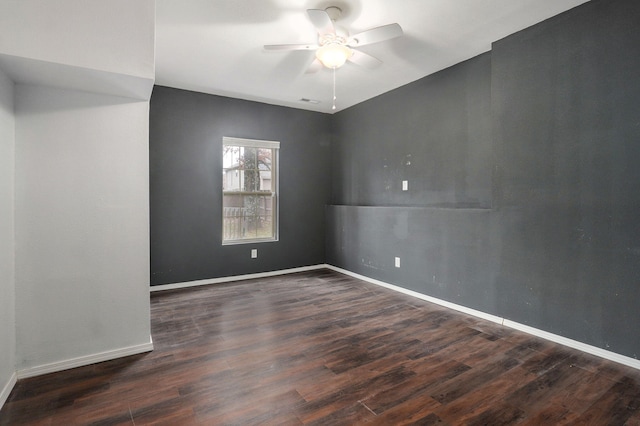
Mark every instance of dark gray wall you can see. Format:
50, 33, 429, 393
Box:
327, 52, 497, 313
150, 87, 331, 285
328, 0, 640, 360
332, 53, 492, 208
492, 0, 640, 357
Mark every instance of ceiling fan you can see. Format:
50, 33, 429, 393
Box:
264, 6, 403, 71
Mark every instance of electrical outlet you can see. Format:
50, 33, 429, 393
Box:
251, 248, 258, 259
395, 257, 401, 268
402, 180, 408, 191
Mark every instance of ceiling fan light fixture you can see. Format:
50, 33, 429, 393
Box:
315, 43, 352, 69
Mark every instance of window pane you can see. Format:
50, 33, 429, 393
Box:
222, 169, 240, 191
243, 212, 258, 239
222, 194, 275, 241
243, 170, 259, 192
258, 214, 273, 238
259, 176, 270, 191
242, 147, 258, 170
222, 196, 244, 241
222, 138, 278, 243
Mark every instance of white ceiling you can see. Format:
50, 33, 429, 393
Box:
155, 0, 590, 114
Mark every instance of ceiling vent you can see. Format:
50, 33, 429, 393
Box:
299, 98, 320, 104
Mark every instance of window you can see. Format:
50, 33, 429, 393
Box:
222, 137, 279, 244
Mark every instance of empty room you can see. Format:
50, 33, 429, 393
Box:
1, 0, 639, 424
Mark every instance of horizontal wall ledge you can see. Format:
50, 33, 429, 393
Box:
0, 53, 154, 100
328, 204, 492, 211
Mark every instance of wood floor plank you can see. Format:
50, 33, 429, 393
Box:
2, 269, 640, 425
431, 364, 535, 423
361, 357, 469, 416
367, 396, 444, 426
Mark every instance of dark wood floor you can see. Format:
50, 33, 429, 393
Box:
2, 269, 640, 425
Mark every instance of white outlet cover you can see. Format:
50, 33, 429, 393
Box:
251, 249, 258, 258
402, 180, 408, 191
395, 257, 401, 268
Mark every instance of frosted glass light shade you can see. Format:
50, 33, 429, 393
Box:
316, 43, 352, 68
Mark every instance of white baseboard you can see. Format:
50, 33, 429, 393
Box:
150, 264, 327, 292
502, 320, 640, 370
16, 337, 154, 379
327, 265, 505, 325
0, 372, 17, 410
326, 265, 640, 371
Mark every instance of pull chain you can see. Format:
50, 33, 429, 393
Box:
332, 66, 337, 111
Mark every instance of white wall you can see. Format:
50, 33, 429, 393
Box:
0, 66, 16, 405
14, 85, 151, 371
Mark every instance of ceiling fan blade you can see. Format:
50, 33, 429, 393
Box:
264, 43, 319, 51
306, 58, 323, 74
307, 9, 335, 35
348, 50, 383, 69
348, 23, 403, 47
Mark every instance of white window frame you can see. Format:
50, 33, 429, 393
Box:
222, 136, 279, 245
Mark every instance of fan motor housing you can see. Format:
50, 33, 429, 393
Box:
325, 6, 342, 20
